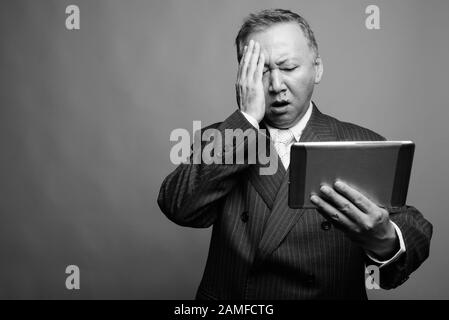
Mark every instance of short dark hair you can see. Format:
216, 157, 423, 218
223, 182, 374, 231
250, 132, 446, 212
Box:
235, 9, 319, 62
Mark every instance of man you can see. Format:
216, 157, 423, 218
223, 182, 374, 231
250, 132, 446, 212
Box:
158, 9, 432, 299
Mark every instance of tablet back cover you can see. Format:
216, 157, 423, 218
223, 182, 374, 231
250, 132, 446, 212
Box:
288, 141, 415, 209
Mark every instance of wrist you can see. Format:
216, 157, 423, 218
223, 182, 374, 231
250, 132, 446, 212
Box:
366, 221, 399, 260
241, 110, 262, 126
246, 111, 263, 123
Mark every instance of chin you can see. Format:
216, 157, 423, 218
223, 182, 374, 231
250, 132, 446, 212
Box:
266, 114, 294, 129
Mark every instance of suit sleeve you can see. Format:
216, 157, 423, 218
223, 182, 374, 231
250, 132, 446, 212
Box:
157, 110, 257, 228
375, 205, 433, 289
345, 125, 433, 288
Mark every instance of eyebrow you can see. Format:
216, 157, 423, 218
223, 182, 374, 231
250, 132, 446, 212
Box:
274, 58, 298, 66
263, 57, 300, 68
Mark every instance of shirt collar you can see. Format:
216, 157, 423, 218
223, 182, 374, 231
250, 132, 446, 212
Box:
265, 101, 313, 142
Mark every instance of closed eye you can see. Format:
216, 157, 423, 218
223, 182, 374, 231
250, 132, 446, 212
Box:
281, 66, 298, 72
262, 66, 298, 75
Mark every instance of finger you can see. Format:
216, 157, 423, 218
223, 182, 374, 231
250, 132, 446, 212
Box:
319, 184, 368, 226
247, 41, 260, 80
333, 180, 376, 214
241, 40, 254, 80
254, 52, 265, 82
310, 194, 358, 230
237, 45, 248, 81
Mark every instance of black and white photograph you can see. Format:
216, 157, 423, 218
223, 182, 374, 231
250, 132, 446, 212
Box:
1, 0, 448, 307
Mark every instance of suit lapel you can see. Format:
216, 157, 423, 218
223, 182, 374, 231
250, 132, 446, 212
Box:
298, 102, 338, 143
254, 103, 338, 266
247, 122, 285, 210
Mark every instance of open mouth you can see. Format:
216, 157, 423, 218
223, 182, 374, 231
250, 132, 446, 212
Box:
271, 100, 289, 108
270, 101, 290, 114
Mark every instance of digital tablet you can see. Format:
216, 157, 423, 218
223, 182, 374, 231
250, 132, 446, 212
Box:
288, 141, 415, 209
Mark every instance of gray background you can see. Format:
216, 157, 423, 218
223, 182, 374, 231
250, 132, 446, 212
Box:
0, 0, 448, 299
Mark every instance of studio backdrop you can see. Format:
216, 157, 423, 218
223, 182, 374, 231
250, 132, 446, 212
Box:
0, 0, 448, 299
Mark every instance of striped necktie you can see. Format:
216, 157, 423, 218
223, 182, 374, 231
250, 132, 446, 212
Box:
272, 129, 294, 169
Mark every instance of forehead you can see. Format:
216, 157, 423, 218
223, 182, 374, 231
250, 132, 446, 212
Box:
248, 22, 313, 63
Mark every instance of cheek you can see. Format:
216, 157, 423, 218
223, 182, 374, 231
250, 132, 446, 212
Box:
286, 71, 316, 97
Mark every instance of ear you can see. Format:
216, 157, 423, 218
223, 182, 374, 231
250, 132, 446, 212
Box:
314, 56, 323, 84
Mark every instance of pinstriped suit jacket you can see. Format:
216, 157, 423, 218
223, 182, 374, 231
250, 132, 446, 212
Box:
158, 104, 432, 300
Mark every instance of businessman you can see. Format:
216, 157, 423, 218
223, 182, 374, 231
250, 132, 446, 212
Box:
158, 9, 432, 299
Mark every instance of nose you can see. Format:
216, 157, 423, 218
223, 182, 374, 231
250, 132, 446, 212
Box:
268, 69, 286, 94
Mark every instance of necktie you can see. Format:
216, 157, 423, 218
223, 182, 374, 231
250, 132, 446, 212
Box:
273, 129, 294, 169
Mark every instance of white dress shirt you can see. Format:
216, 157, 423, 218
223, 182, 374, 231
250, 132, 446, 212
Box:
240, 102, 406, 267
